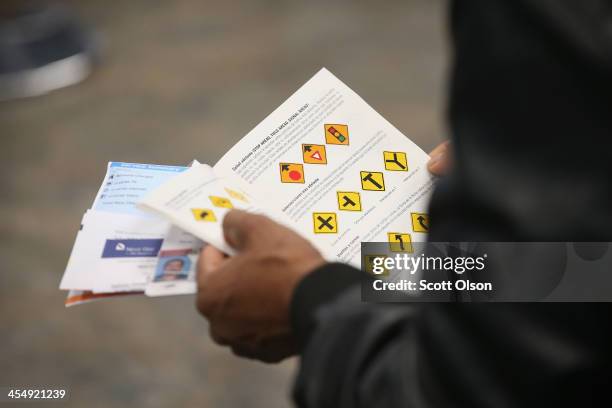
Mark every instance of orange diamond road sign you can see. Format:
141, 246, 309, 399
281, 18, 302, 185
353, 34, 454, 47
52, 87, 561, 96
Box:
324, 124, 349, 145
279, 163, 305, 183
302, 144, 327, 164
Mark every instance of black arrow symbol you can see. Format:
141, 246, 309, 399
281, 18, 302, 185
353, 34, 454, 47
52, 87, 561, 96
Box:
281, 164, 290, 171
395, 234, 404, 251
394, 234, 405, 251
303, 145, 312, 152
362, 173, 383, 189
417, 215, 428, 230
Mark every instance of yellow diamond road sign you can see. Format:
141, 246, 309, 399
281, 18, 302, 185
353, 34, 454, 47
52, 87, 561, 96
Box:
191, 208, 217, 222
387, 232, 413, 252
363, 255, 390, 276
383, 151, 408, 171
337, 191, 361, 211
411, 212, 429, 232
209, 196, 233, 208
224, 187, 249, 203
313, 212, 338, 234
360, 171, 385, 191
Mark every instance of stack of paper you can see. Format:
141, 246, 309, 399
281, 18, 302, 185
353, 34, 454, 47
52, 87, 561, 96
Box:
60, 162, 207, 306
59, 68, 435, 306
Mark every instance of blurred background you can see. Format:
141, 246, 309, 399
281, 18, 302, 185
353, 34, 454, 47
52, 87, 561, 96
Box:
0, 0, 446, 406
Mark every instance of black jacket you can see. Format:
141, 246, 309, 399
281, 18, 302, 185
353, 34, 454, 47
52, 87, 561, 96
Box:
291, 1, 612, 407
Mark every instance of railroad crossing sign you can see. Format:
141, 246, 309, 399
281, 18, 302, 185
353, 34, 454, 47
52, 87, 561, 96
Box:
279, 163, 305, 183
411, 212, 429, 232
324, 124, 350, 145
302, 144, 327, 164
337, 191, 362, 211
387, 232, 413, 252
313, 212, 338, 234
360, 171, 385, 191
191, 208, 217, 222
383, 151, 408, 171
209, 196, 233, 208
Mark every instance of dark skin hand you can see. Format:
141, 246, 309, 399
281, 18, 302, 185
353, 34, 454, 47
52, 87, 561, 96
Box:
196, 141, 452, 362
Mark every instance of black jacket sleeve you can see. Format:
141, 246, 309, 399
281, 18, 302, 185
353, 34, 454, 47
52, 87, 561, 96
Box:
290, 264, 612, 408
290, 0, 612, 406
291, 263, 421, 407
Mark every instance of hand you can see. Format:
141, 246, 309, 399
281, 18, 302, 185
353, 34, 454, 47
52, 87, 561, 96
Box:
427, 140, 452, 176
196, 210, 325, 363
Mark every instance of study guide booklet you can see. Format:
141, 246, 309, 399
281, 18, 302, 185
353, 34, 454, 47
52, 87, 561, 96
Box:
139, 68, 434, 268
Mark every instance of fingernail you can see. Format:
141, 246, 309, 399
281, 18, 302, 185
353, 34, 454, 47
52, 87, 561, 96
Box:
428, 152, 443, 166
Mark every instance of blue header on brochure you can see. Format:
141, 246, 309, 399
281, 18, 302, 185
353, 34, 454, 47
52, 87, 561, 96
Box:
93, 162, 189, 215
101, 239, 163, 258
109, 162, 188, 173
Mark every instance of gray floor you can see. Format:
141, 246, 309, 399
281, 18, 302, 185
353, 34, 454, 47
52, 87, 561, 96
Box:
0, 1, 446, 406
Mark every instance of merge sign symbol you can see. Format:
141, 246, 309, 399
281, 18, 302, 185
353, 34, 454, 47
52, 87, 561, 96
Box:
383, 151, 408, 171
337, 191, 362, 211
279, 163, 305, 183
360, 171, 385, 191
313, 212, 338, 234
411, 212, 429, 232
302, 144, 327, 164
209, 196, 233, 208
387, 232, 413, 253
191, 208, 217, 222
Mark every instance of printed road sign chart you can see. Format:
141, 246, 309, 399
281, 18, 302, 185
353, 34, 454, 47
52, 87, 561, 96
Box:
212, 68, 435, 267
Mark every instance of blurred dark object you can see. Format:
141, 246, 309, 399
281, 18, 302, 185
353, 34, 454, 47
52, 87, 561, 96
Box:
0, 2, 98, 101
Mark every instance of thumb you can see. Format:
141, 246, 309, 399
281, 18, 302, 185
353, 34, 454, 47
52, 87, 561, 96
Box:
222, 209, 267, 251
427, 141, 452, 176
197, 244, 225, 284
